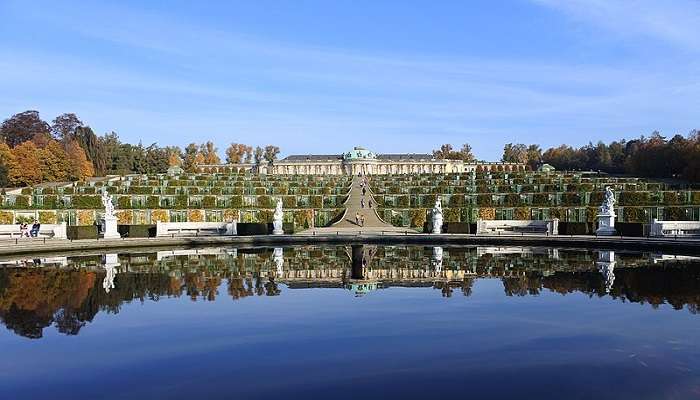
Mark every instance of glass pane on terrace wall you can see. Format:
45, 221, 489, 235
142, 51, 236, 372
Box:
206, 210, 222, 222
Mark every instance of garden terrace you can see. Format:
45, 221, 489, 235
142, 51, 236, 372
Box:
0, 173, 352, 229
370, 170, 700, 229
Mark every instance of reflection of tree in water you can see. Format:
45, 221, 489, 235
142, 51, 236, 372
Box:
1, 250, 699, 339
433, 279, 475, 298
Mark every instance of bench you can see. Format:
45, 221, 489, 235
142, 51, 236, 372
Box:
650, 219, 700, 237
156, 221, 237, 237
476, 219, 559, 235
0, 223, 68, 239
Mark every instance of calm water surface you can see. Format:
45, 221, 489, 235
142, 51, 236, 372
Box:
1, 245, 699, 400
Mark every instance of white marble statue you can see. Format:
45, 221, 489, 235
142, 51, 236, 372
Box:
102, 190, 115, 218
432, 197, 443, 234
272, 198, 284, 235
600, 186, 616, 216
596, 186, 617, 235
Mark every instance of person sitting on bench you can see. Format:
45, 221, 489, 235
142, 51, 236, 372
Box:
30, 220, 40, 237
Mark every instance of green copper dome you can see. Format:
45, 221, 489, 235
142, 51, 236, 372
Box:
344, 146, 376, 160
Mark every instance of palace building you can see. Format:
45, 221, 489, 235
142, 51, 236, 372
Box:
197, 147, 524, 175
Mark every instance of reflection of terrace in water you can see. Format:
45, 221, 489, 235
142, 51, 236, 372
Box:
1, 245, 699, 338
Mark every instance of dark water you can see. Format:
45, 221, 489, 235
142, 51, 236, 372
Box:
1, 245, 700, 400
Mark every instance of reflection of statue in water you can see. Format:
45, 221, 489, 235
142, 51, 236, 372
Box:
273, 247, 284, 276
597, 251, 616, 293
102, 190, 115, 218
431, 246, 443, 274
102, 253, 119, 293
273, 198, 284, 235
432, 197, 443, 234
600, 186, 616, 216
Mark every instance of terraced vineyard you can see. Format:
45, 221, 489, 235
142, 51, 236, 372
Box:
0, 173, 351, 228
371, 170, 700, 230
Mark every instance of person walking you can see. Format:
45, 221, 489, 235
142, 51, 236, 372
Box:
362, 187, 366, 196
360, 214, 365, 227
360, 198, 365, 208
355, 212, 360, 226
369, 199, 373, 208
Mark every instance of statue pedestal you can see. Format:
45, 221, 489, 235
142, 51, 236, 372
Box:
272, 220, 284, 235
596, 212, 617, 236
102, 216, 121, 239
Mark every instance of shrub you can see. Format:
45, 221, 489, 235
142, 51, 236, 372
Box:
116, 210, 133, 225
150, 209, 169, 223
67, 225, 98, 240
532, 193, 549, 206
13, 195, 30, 209
202, 196, 217, 209
117, 224, 156, 238
77, 210, 95, 225
146, 196, 160, 209
0, 211, 14, 224
623, 207, 647, 223
174, 195, 188, 209
21, 187, 32, 195
257, 209, 274, 223
503, 194, 522, 207
514, 207, 530, 220
664, 207, 685, 221
663, 192, 680, 205
478, 207, 495, 220
477, 194, 492, 206
294, 210, 313, 229
561, 193, 581, 206
619, 191, 649, 206
229, 196, 243, 208
128, 186, 153, 195
282, 196, 297, 208
223, 209, 239, 222
117, 196, 132, 209
396, 195, 409, 208
187, 209, 204, 222
257, 195, 272, 209
310, 195, 322, 208
38, 211, 57, 224
410, 209, 426, 228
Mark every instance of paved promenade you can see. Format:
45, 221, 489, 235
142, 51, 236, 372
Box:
310, 176, 408, 234
2, 233, 700, 258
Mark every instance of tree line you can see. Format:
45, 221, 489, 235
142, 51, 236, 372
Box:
499, 131, 700, 182
0, 110, 282, 187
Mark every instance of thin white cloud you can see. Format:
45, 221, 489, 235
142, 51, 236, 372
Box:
1, 0, 698, 159
533, 0, 700, 51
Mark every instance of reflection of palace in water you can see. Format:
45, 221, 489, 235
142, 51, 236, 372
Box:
1, 245, 699, 338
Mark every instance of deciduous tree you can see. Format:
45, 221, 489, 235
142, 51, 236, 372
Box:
0, 111, 50, 147
9, 141, 42, 186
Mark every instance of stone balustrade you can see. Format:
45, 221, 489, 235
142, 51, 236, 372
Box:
476, 219, 559, 235
156, 221, 237, 237
650, 219, 700, 237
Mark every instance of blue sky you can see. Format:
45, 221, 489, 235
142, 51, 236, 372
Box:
1, 0, 698, 160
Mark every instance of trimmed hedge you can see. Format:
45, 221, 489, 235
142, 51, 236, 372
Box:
117, 224, 157, 238
558, 222, 592, 235
67, 225, 98, 240
237, 223, 269, 235
616, 223, 645, 237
